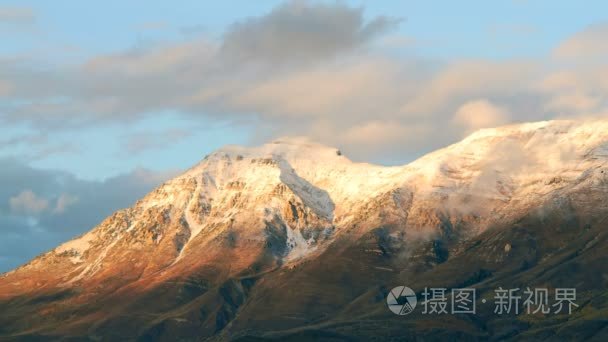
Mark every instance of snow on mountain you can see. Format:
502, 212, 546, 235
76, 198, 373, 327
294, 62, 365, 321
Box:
186, 136, 406, 210
7, 119, 608, 284
404, 120, 608, 208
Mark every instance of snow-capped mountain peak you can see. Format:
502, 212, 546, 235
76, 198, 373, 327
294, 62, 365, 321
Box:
6, 119, 608, 288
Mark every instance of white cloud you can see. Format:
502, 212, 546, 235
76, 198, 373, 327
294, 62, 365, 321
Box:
9, 190, 49, 215
453, 99, 510, 133
554, 22, 608, 61
53, 193, 78, 214
400, 60, 535, 116
0, 6, 35, 24
8, 191, 79, 216
231, 58, 403, 119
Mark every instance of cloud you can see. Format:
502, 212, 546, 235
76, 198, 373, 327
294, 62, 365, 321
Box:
400, 60, 536, 116
220, 0, 400, 65
0, 6, 35, 24
0, 133, 81, 161
9, 190, 49, 215
124, 128, 193, 154
0, 133, 48, 148
339, 121, 413, 146
329, 120, 433, 160
1, 2, 608, 272
53, 193, 78, 214
554, 23, 608, 61
9, 190, 79, 216
0, 158, 179, 272
544, 92, 601, 114
0, 215, 64, 274
453, 99, 510, 133
0, 2, 404, 144
0, 80, 12, 96
0, 1, 606, 164
536, 66, 608, 117
229, 58, 403, 118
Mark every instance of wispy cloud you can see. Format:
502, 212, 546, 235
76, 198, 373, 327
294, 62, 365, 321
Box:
9, 190, 49, 215
124, 128, 193, 154
554, 22, 608, 62
0, 6, 35, 24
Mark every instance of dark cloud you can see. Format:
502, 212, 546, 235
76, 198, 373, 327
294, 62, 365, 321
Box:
0, 158, 179, 273
220, 0, 400, 65
0, 215, 64, 273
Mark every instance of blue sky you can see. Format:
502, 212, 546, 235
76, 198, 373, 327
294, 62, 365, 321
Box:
0, 0, 607, 271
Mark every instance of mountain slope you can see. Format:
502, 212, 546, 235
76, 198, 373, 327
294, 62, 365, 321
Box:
1, 119, 608, 341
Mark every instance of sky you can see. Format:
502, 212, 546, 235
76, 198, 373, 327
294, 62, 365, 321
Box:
0, 0, 607, 272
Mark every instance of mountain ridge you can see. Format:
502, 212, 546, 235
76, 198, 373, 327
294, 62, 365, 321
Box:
1, 118, 608, 341
4, 118, 608, 282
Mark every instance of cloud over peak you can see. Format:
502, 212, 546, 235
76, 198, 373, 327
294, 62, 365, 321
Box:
554, 22, 608, 61
454, 99, 510, 134
220, 0, 400, 65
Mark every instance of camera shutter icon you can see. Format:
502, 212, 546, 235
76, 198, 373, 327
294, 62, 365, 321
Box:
387, 286, 417, 315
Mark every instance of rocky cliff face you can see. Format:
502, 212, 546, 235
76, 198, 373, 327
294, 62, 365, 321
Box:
2, 120, 608, 341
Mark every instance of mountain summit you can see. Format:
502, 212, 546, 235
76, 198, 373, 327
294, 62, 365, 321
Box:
2, 119, 608, 340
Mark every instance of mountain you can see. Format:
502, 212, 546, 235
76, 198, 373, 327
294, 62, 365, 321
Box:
1, 120, 608, 341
